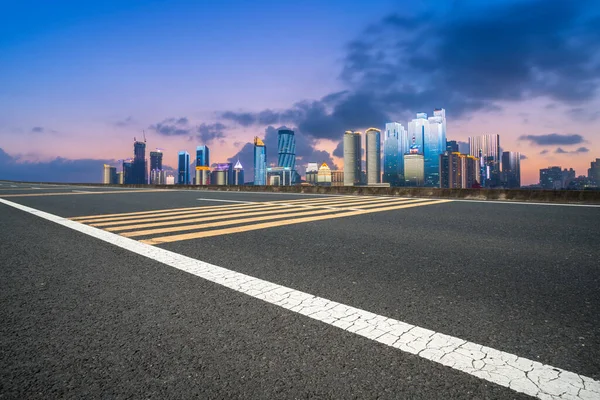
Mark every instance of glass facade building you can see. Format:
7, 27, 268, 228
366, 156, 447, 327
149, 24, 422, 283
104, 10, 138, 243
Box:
501, 151, 521, 188
383, 122, 407, 185
253, 137, 267, 185
131, 141, 147, 184
196, 145, 210, 168
277, 129, 296, 170
178, 151, 190, 185
469, 134, 500, 187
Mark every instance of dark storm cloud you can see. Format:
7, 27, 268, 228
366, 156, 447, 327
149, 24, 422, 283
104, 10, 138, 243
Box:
220, 1, 600, 138
150, 118, 227, 144
519, 133, 585, 146
555, 147, 590, 154
227, 126, 338, 182
197, 123, 226, 143
0, 147, 116, 183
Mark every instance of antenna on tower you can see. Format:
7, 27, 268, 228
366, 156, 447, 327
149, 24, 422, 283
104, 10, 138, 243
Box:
143, 130, 147, 143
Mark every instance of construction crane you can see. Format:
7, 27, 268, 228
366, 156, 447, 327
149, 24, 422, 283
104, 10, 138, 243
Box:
143, 130, 147, 143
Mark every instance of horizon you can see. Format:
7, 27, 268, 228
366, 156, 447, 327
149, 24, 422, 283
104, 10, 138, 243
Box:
1, 0, 600, 185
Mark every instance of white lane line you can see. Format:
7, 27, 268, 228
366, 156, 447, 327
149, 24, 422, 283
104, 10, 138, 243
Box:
197, 198, 259, 204
0, 198, 598, 400
72, 190, 95, 193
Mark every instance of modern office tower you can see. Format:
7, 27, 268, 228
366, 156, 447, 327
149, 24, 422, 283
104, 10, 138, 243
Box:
446, 140, 459, 153
365, 128, 381, 185
469, 134, 500, 187
343, 130, 361, 186
383, 122, 405, 185
439, 152, 461, 188
131, 140, 147, 184
305, 162, 318, 184
501, 151, 521, 188
316, 162, 332, 186
150, 150, 163, 170
122, 160, 134, 184
277, 129, 296, 171
266, 167, 293, 186
539, 166, 564, 189
177, 151, 190, 185
254, 137, 267, 185
233, 160, 244, 185
588, 158, 600, 185
103, 164, 117, 184
404, 153, 425, 186
408, 113, 428, 154
425, 108, 446, 187
331, 170, 344, 186
461, 155, 480, 189
196, 145, 210, 168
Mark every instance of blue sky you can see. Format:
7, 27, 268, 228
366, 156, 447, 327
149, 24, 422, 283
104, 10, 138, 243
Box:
1, 0, 599, 183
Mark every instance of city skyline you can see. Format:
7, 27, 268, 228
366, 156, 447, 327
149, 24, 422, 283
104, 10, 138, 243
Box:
1, 1, 600, 185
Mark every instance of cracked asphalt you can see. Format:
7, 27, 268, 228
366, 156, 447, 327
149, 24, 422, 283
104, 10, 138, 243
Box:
1, 183, 599, 399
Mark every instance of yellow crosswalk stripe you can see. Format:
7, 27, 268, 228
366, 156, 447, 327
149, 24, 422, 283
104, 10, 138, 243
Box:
115, 198, 427, 236
140, 199, 452, 244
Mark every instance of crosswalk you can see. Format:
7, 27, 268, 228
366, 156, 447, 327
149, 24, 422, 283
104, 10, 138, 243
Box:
71, 196, 451, 245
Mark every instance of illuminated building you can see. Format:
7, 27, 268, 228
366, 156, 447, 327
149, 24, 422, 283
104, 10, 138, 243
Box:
277, 129, 296, 170
266, 166, 293, 186
343, 130, 361, 186
439, 152, 480, 188
195, 167, 210, 185
196, 145, 210, 167
254, 137, 267, 185
539, 166, 563, 189
178, 151, 190, 185
149, 150, 164, 184
469, 134, 500, 187
233, 160, 244, 185
305, 162, 318, 184
365, 128, 381, 185
317, 162, 332, 186
122, 159, 134, 184
403, 136, 424, 186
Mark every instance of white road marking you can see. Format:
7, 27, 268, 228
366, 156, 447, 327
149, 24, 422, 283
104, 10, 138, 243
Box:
197, 198, 259, 204
72, 190, 95, 193
1, 198, 598, 400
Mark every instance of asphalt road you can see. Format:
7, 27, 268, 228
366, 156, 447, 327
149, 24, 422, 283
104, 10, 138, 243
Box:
1, 182, 599, 399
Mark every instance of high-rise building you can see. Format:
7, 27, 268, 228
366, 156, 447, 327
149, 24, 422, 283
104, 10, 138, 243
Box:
460, 155, 480, 189
305, 162, 318, 184
131, 140, 147, 184
117, 171, 124, 184
103, 164, 117, 184
343, 130, 361, 186
196, 145, 210, 168
404, 154, 425, 186
150, 150, 163, 171
588, 158, 600, 185
540, 166, 563, 189
407, 113, 428, 155
331, 170, 344, 186
211, 163, 231, 185
562, 168, 576, 188
277, 129, 296, 170
502, 151, 521, 188
233, 160, 244, 185
365, 128, 381, 185
446, 140, 459, 153
177, 151, 190, 185
383, 122, 408, 185
253, 137, 267, 185
150, 169, 166, 185
122, 160, 134, 184
439, 152, 461, 189
425, 109, 447, 187
469, 134, 500, 187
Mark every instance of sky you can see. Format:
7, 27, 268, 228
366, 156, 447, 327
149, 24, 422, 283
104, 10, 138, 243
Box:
1, 0, 599, 184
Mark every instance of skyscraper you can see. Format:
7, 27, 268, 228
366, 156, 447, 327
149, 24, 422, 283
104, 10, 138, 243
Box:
404, 137, 424, 186
439, 152, 461, 189
501, 151, 521, 188
407, 113, 428, 153
196, 145, 210, 167
277, 129, 296, 170
365, 128, 381, 185
253, 137, 267, 185
150, 150, 163, 171
122, 160, 134, 184
424, 109, 446, 187
177, 151, 190, 185
469, 134, 500, 187
446, 140, 459, 153
343, 130, 361, 186
383, 122, 407, 185
131, 140, 147, 184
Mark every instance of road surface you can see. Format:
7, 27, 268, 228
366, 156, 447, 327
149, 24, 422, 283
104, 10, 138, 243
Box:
1, 182, 599, 399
